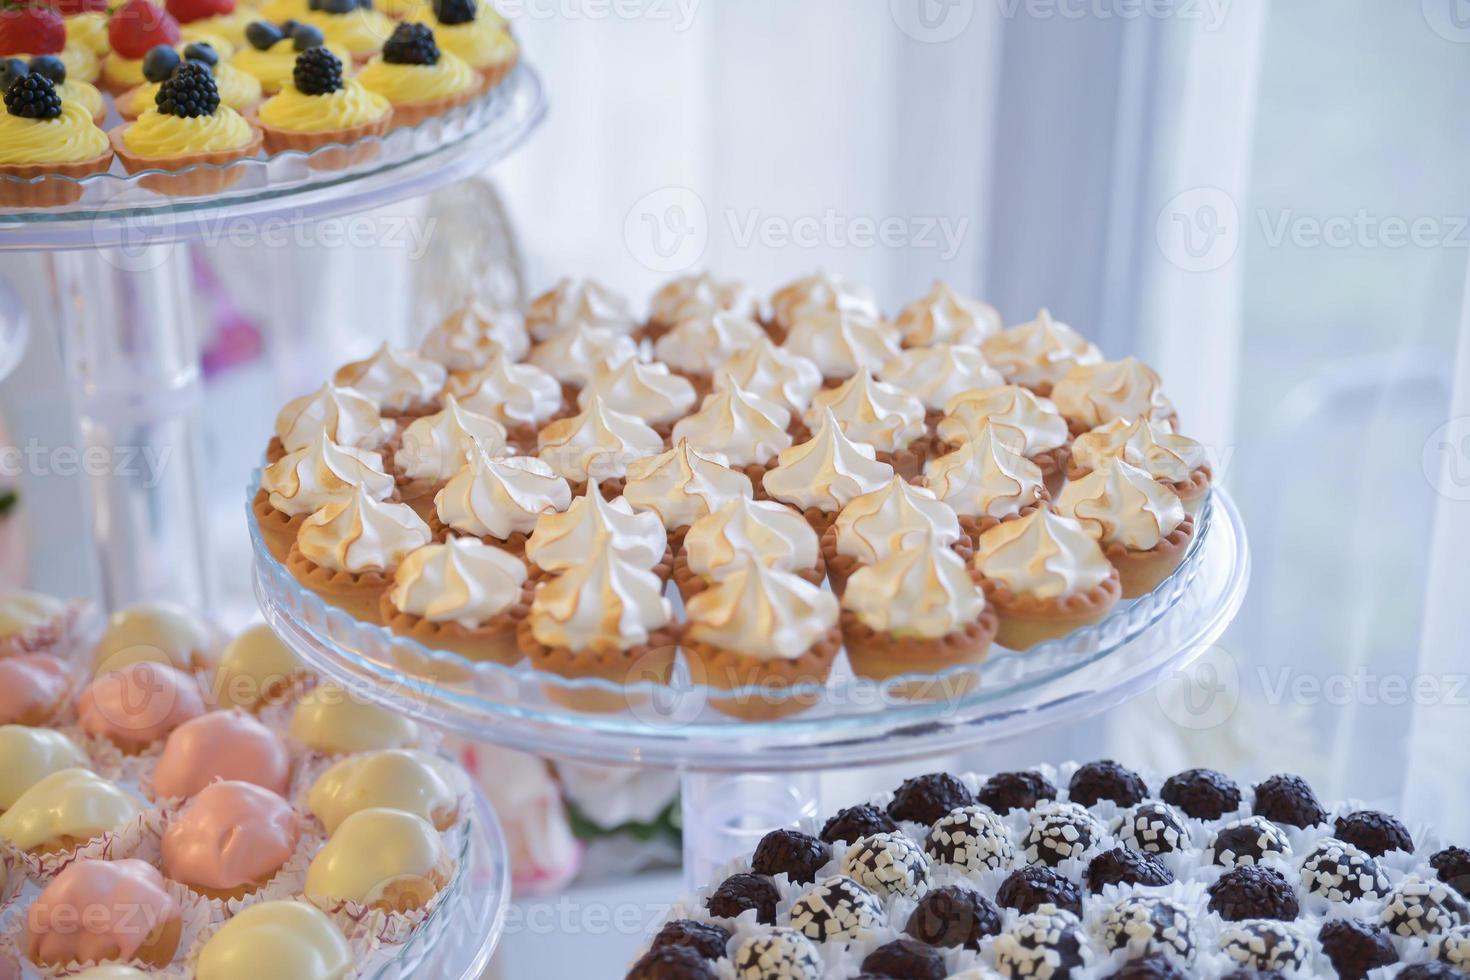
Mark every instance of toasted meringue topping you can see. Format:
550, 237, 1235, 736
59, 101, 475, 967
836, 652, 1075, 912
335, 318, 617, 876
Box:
395, 395, 509, 484
879, 344, 1006, 412
262, 431, 394, 518
419, 299, 531, 370
577, 359, 697, 427
436, 453, 572, 540
1070, 417, 1207, 483
670, 385, 793, 467
653, 309, 767, 374
769, 271, 882, 331
974, 509, 1112, 599
685, 561, 838, 661
649, 271, 758, 326
525, 483, 667, 573
298, 486, 432, 573
763, 410, 895, 512
1056, 458, 1184, 550
536, 395, 665, 484
980, 309, 1101, 390
683, 496, 820, 578
525, 277, 636, 342
712, 336, 824, 414
389, 538, 529, 627
274, 383, 393, 456
805, 368, 927, 453
834, 476, 961, 564
448, 353, 565, 429
333, 343, 447, 414
622, 440, 754, 530
922, 422, 1046, 519
843, 538, 985, 637
527, 324, 640, 389
938, 385, 1070, 454
781, 310, 902, 379
1050, 356, 1175, 429
894, 280, 1002, 347
528, 552, 672, 652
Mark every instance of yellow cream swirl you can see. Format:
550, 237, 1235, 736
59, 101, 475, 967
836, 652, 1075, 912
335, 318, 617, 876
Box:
258, 78, 391, 132
123, 105, 255, 157
301, 8, 396, 58
357, 51, 476, 104
0, 101, 109, 165
66, 13, 111, 58
101, 53, 149, 90
232, 38, 352, 94
57, 80, 103, 122
127, 62, 263, 117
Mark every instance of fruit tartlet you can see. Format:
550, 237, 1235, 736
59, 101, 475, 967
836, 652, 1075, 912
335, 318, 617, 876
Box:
1069, 416, 1212, 514
0, 653, 71, 726
431, 451, 570, 551
418, 297, 530, 377
1050, 355, 1177, 436
524, 481, 671, 581
622, 439, 754, 551
644, 270, 758, 343
168, 0, 254, 50
894, 280, 1002, 348
232, 19, 349, 94
673, 495, 825, 603
517, 551, 677, 713
356, 22, 476, 126
805, 368, 928, 480
980, 307, 1102, 396
333, 343, 447, 418
381, 537, 532, 664
91, 601, 217, 675
51, 0, 110, 60
653, 309, 766, 394
1055, 458, 1194, 598
257, 46, 392, 168
782, 309, 902, 386
286, 485, 433, 623
682, 560, 841, 721
526, 323, 640, 399
290, 682, 420, 755
0, 588, 80, 658
921, 421, 1049, 545
161, 780, 300, 900
78, 660, 205, 752
305, 807, 450, 913
0, 767, 143, 855
525, 276, 637, 344
406, 0, 517, 91
392, 393, 508, 513
937, 385, 1072, 498
195, 900, 351, 980
101, 0, 182, 93
26, 859, 182, 968
110, 62, 263, 195
268, 380, 393, 463
535, 394, 664, 499
670, 385, 794, 489
762, 408, 895, 536
840, 533, 998, 692
0, 73, 111, 207
969, 508, 1122, 650
1, 4, 99, 85
821, 474, 968, 596
767, 270, 882, 344
154, 708, 291, 798
711, 335, 824, 419
298, 0, 395, 62
253, 430, 395, 562
448, 352, 566, 451
578, 358, 697, 439
0, 726, 89, 811
308, 748, 467, 833
214, 622, 306, 710
120, 42, 262, 120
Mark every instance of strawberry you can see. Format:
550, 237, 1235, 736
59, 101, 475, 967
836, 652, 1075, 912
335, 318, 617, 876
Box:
0, 5, 65, 56
45, 0, 110, 16
107, 0, 181, 59
165, 0, 234, 25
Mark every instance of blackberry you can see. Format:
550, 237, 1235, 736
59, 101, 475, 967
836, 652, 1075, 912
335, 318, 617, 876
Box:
28, 55, 65, 86
978, 769, 1057, 814
382, 22, 439, 66
1068, 759, 1148, 807
904, 885, 1002, 950
624, 945, 716, 980
886, 772, 974, 825
649, 920, 729, 961
155, 62, 219, 118
1206, 865, 1300, 922
750, 828, 827, 885
1431, 845, 1470, 897
1085, 846, 1174, 893
819, 803, 897, 845
1160, 767, 1241, 820
1334, 809, 1414, 856
860, 939, 946, 980
3, 73, 61, 121
432, 0, 475, 25
1317, 919, 1397, 980
995, 864, 1083, 916
293, 47, 343, 97
1252, 773, 1327, 828
705, 873, 777, 924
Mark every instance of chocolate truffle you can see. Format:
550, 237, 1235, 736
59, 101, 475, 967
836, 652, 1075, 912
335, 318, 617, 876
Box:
1397, 965, 1463, 980
1160, 768, 1241, 820
1067, 760, 1147, 808
1085, 846, 1174, 894
1333, 809, 1413, 856
840, 832, 929, 899
1022, 802, 1102, 867
1105, 957, 1188, 980
1430, 845, 1470, 897
626, 944, 718, 980
1252, 773, 1327, 829
1097, 896, 1195, 963
1116, 802, 1188, 855
1208, 816, 1291, 867
904, 885, 1002, 950
1299, 837, 1389, 903
1434, 923, 1470, 971
1219, 972, 1287, 980
1217, 920, 1308, 972
751, 829, 828, 885
860, 938, 946, 980
887, 773, 974, 825
706, 873, 778, 924
820, 804, 897, 845
1380, 877, 1470, 939
1317, 918, 1397, 980
1207, 866, 1300, 922
977, 770, 1057, 814
925, 805, 1014, 873
993, 910, 1087, 979
788, 875, 884, 944
650, 920, 731, 961
996, 864, 1083, 916
733, 928, 822, 980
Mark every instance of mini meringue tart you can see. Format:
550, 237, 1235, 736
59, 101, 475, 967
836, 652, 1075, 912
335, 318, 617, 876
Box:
405, 0, 518, 91
921, 421, 1049, 545
711, 335, 824, 418
194, 900, 351, 980
652, 308, 766, 392
447, 351, 568, 451
517, 551, 677, 714
766, 270, 882, 343
672, 495, 825, 604
670, 384, 794, 490
0, 767, 143, 855
577, 358, 697, 437
762, 408, 896, 536
333, 342, 447, 418
305, 807, 450, 913
1068, 417, 1212, 514
879, 343, 1006, 420
391, 393, 509, 515
781, 309, 902, 385
969, 508, 1121, 650
1055, 458, 1193, 598
286, 485, 433, 624
432, 451, 571, 553
0, 589, 80, 659
525, 323, 640, 398
805, 367, 928, 480
681, 561, 841, 721
381, 537, 532, 665
980, 308, 1102, 396
525, 276, 638, 343
894, 280, 1002, 348
161, 779, 300, 901
1050, 355, 1177, 436
253, 430, 395, 562
524, 479, 671, 581
938, 385, 1072, 498
308, 748, 467, 834
213, 622, 305, 710
535, 394, 665, 498
622, 439, 754, 550
255, 46, 392, 169
644, 270, 758, 343
357, 22, 478, 127
418, 297, 531, 376
0, 74, 112, 208
840, 533, 998, 696
820, 474, 968, 596
268, 381, 393, 463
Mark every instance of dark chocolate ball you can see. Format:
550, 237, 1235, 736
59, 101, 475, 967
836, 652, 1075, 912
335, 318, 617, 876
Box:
859, 938, 946, 980
787, 874, 885, 944
1116, 801, 1189, 855
996, 864, 1083, 916
650, 920, 730, 961
1208, 816, 1291, 867
977, 769, 1057, 814
1022, 802, 1103, 867
1105, 956, 1188, 980
750, 828, 828, 885
1333, 809, 1413, 856
626, 944, 718, 980
1206, 865, 1301, 922
1160, 767, 1241, 820
995, 910, 1087, 979
1317, 918, 1397, 980
1067, 759, 1148, 807
732, 929, 821, 980
1085, 846, 1174, 894
1430, 845, 1470, 898
886, 772, 974, 825
904, 885, 1002, 950
820, 803, 897, 845
1300, 838, 1389, 903
925, 805, 1014, 873
1218, 921, 1309, 972
1252, 773, 1327, 828
1380, 877, 1470, 939
705, 873, 778, 924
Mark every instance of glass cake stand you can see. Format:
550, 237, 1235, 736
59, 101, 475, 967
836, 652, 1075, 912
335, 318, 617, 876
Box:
0, 65, 545, 611
250, 474, 1250, 886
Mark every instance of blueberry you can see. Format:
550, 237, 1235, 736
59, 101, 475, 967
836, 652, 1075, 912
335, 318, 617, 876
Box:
281, 18, 301, 33
0, 58, 29, 92
183, 42, 218, 66
27, 55, 65, 86
320, 0, 357, 14
291, 23, 325, 50
142, 45, 182, 84
245, 20, 285, 50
